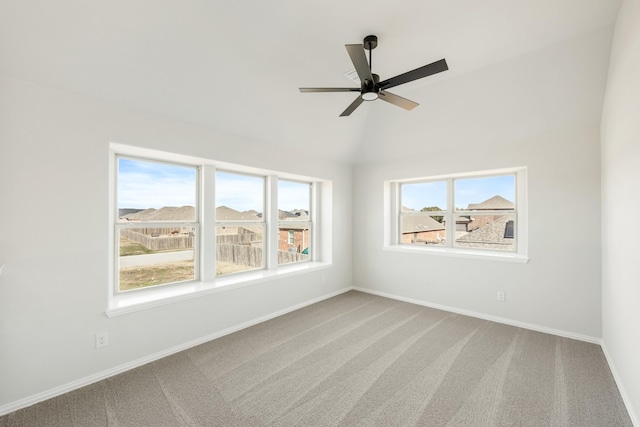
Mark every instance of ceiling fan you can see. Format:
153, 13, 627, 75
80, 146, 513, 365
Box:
300, 35, 449, 117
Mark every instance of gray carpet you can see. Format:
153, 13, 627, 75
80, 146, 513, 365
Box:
0, 291, 632, 426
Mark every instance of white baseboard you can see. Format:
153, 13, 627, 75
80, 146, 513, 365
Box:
601, 342, 639, 426
0, 287, 352, 417
353, 287, 601, 344
1, 286, 613, 418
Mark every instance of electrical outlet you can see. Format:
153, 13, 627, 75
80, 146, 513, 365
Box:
321, 275, 326, 284
96, 332, 109, 349
497, 291, 505, 301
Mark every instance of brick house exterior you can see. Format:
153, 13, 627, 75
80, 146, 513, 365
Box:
401, 215, 445, 244
278, 225, 309, 253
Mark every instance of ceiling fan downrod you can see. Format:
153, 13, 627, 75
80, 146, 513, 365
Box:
362, 35, 379, 100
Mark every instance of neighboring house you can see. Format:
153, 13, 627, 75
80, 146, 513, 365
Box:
456, 215, 515, 251
119, 205, 263, 240
467, 195, 514, 211
464, 195, 514, 231
401, 215, 445, 244
278, 225, 309, 253
450, 195, 516, 250
216, 206, 261, 221
278, 209, 310, 253
453, 216, 471, 232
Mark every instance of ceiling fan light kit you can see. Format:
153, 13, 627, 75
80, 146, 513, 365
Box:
300, 35, 448, 116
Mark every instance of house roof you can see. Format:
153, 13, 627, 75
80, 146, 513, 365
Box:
120, 205, 266, 222
0, 1, 621, 164
279, 210, 309, 221
401, 215, 445, 234
456, 215, 514, 246
467, 195, 514, 211
121, 206, 196, 221
216, 206, 262, 221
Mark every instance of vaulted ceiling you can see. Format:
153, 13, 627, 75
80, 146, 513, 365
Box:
0, 0, 622, 163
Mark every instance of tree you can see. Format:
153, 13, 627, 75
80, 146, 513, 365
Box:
421, 206, 443, 222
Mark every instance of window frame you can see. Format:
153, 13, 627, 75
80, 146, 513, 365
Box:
114, 155, 201, 293
386, 167, 528, 263
214, 170, 267, 276
108, 143, 331, 316
277, 179, 313, 266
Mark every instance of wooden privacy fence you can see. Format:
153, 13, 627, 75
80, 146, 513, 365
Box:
215, 246, 308, 267
121, 229, 194, 251
123, 229, 307, 267
278, 251, 309, 264
217, 244, 263, 267
216, 233, 261, 245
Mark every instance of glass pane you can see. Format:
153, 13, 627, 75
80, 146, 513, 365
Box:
400, 181, 446, 214
216, 224, 264, 275
118, 227, 196, 291
117, 158, 197, 222
454, 214, 516, 251
455, 175, 515, 211
278, 224, 311, 264
215, 171, 264, 220
278, 180, 310, 221
400, 215, 446, 246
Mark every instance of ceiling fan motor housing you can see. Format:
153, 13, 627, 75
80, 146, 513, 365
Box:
362, 73, 380, 101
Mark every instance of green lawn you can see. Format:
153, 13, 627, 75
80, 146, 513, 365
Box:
119, 237, 155, 256
119, 261, 194, 291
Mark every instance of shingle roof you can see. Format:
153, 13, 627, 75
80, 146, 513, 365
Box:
401, 215, 445, 233
279, 209, 309, 220
120, 206, 196, 221
456, 215, 514, 247
216, 206, 262, 220
119, 205, 266, 221
467, 195, 514, 210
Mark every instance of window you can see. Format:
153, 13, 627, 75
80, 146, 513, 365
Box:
388, 168, 527, 261
399, 180, 447, 246
116, 157, 199, 292
453, 175, 516, 252
110, 144, 328, 306
215, 171, 265, 276
278, 180, 312, 265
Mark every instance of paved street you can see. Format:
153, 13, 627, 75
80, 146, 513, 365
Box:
119, 250, 194, 267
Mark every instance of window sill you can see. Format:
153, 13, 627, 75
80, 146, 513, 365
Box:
383, 245, 529, 264
106, 262, 332, 317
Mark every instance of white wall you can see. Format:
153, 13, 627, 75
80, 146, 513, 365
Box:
353, 127, 602, 338
601, 0, 640, 423
352, 29, 612, 340
0, 75, 352, 409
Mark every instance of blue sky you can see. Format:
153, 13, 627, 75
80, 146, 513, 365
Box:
118, 158, 196, 209
215, 171, 264, 212
401, 175, 515, 211
215, 173, 310, 212
278, 180, 310, 212
118, 159, 309, 212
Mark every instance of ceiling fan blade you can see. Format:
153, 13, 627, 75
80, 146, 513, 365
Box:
378, 58, 448, 90
299, 87, 360, 93
378, 90, 419, 111
340, 96, 364, 117
345, 44, 374, 83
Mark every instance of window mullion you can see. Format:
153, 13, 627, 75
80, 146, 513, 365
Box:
310, 182, 318, 260
391, 183, 399, 245
202, 164, 216, 281
266, 175, 279, 270
446, 178, 454, 248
